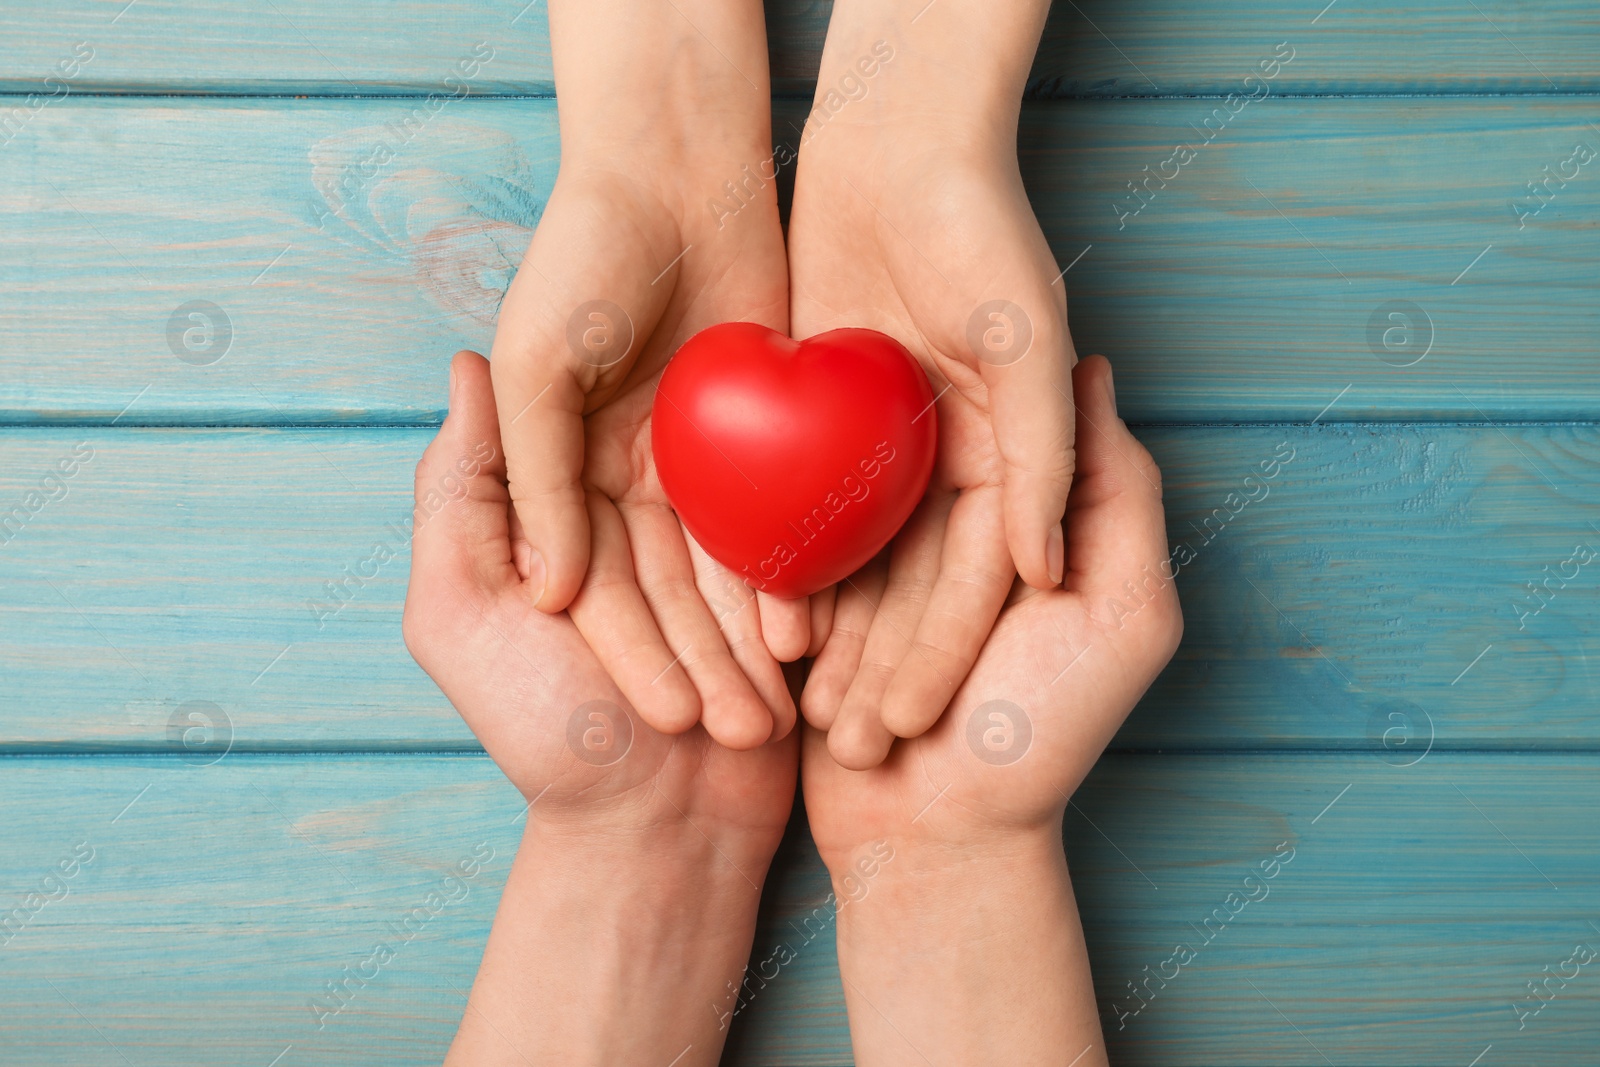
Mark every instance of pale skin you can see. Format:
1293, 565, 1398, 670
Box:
406, 352, 797, 1066
791, 0, 1080, 770
488, 0, 806, 752
406, 353, 1180, 1065
494, 0, 1079, 756
804, 355, 1182, 1066
421, 1, 1183, 1062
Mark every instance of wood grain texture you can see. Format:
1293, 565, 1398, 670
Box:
2, 425, 1594, 750
1015, 97, 1600, 422
0, 0, 553, 95
0, 100, 551, 425
3, 98, 1597, 424
2, 0, 1597, 96
1, 754, 1594, 1065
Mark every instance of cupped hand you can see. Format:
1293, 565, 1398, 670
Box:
404, 351, 798, 850
791, 119, 1078, 767
489, 154, 815, 750
801, 356, 1181, 860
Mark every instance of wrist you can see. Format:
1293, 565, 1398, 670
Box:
550, 0, 773, 177
528, 798, 785, 890
447, 816, 775, 1066
803, 0, 1048, 154
826, 823, 1108, 1067
815, 802, 1065, 882
821, 820, 1064, 915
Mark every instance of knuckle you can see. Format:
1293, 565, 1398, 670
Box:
400, 591, 445, 672
1134, 449, 1164, 496
638, 571, 700, 609
1152, 591, 1185, 657
1054, 444, 1078, 487
909, 637, 966, 681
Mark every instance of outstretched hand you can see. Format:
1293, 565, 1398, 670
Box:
802, 355, 1181, 842
480, 0, 829, 751
791, 59, 1077, 767
799, 356, 1180, 1067
404, 351, 798, 837
405, 351, 798, 1066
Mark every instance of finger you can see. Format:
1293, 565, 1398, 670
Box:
684, 535, 799, 743
567, 493, 702, 735
975, 288, 1077, 592
801, 562, 884, 731
806, 584, 836, 658
507, 504, 535, 583
879, 484, 1012, 739
757, 590, 812, 663
1066, 355, 1180, 643
404, 352, 522, 689
491, 327, 589, 613
409, 351, 516, 600
622, 500, 775, 750
826, 679, 898, 771
828, 498, 951, 769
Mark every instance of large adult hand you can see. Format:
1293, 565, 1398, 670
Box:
799, 356, 1182, 1065
404, 352, 798, 1065
789, 0, 1076, 766
490, 0, 814, 751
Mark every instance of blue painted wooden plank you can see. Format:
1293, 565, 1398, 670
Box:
0, 100, 552, 425
1, 98, 1597, 424
2, 0, 1597, 97
1016, 97, 1600, 423
1, 425, 1595, 749
0, 0, 554, 96
0, 753, 1595, 1064
1022, 0, 1600, 98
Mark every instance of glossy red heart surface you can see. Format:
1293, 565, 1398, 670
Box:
652, 323, 937, 598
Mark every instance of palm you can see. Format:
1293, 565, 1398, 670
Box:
789, 141, 1075, 765
804, 586, 1137, 852
439, 579, 796, 837
405, 352, 797, 846
800, 355, 1182, 862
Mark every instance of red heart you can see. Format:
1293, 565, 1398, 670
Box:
652, 323, 937, 599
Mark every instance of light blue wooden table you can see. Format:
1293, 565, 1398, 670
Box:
2, 2, 1597, 1063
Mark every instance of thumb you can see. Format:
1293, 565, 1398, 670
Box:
1063, 354, 1176, 636
490, 287, 595, 613
972, 290, 1077, 591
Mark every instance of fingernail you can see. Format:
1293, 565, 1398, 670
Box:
1046, 524, 1064, 586
527, 548, 547, 605
1102, 362, 1117, 412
